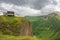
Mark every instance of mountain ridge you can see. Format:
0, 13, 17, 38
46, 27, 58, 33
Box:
25, 12, 60, 40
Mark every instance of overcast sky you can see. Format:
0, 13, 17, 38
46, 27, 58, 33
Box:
0, 0, 60, 16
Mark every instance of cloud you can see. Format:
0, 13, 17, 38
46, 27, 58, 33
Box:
40, 0, 60, 15
30, 0, 51, 10
0, 0, 60, 16
0, 0, 27, 5
0, 0, 52, 10
0, 3, 41, 16
40, 4, 55, 15
0, 3, 13, 10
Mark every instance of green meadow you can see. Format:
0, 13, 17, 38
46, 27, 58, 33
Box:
0, 13, 60, 40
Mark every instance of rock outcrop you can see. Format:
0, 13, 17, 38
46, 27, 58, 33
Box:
0, 16, 32, 36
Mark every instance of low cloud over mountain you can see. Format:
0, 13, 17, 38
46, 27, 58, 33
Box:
0, 0, 60, 16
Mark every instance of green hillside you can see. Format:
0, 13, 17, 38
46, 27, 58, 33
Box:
25, 16, 45, 22
0, 15, 26, 35
25, 13, 60, 40
0, 15, 36, 40
0, 12, 60, 40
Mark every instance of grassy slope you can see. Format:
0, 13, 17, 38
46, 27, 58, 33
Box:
25, 16, 44, 22
0, 16, 25, 34
0, 13, 60, 40
0, 16, 39, 40
25, 13, 60, 40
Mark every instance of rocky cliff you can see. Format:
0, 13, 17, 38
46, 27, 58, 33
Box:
0, 16, 32, 36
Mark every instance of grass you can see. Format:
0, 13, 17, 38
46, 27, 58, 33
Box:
0, 16, 39, 40
0, 34, 40, 40
0, 16, 26, 28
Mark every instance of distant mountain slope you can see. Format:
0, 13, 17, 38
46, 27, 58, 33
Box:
25, 12, 60, 40
25, 16, 47, 22
0, 15, 32, 36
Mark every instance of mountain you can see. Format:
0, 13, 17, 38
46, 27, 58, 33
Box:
0, 12, 60, 40
25, 12, 60, 40
0, 15, 32, 36
25, 16, 47, 22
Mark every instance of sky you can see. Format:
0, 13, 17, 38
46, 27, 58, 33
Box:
0, 0, 60, 16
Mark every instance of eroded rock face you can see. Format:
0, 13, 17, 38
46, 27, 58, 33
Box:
20, 21, 32, 36
11, 20, 32, 36
0, 16, 32, 36
0, 18, 32, 36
